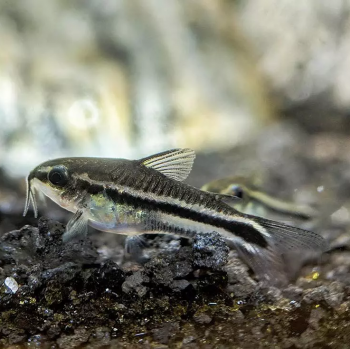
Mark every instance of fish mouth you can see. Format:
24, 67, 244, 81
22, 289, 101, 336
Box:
23, 177, 38, 218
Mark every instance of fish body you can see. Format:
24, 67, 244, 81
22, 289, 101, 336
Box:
24, 149, 327, 285
201, 176, 318, 220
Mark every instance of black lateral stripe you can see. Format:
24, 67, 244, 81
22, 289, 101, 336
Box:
107, 188, 267, 247
77, 176, 268, 247
75, 175, 218, 214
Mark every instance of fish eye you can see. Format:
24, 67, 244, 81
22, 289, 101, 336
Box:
48, 166, 69, 187
230, 184, 244, 199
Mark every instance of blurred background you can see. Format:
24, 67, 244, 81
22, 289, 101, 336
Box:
1, 0, 350, 242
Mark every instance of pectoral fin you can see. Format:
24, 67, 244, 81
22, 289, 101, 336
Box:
125, 235, 149, 263
62, 210, 89, 242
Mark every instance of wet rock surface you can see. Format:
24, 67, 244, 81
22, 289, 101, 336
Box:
0, 216, 349, 348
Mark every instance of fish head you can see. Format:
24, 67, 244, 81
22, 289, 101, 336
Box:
23, 157, 131, 218
23, 158, 75, 218
226, 183, 250, 200
202, 176, 249, 200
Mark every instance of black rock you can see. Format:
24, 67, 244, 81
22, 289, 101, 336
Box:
193, 232, 229, 269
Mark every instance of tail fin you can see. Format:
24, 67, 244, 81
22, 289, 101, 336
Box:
230, 215, 328, 287
251, 215, 329, 253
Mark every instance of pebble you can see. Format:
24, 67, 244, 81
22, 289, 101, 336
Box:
4, 277, 19, 294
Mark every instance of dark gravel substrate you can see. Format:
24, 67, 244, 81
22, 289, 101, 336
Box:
0, 216, 349, 348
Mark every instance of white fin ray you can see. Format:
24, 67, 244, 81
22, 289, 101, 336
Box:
125, 235, 148, 255
250, 215, 329, 253
62, 209, 89, 242
30, 190, 38, 219
23, 176, 32, 217
141, 148, 195, 181
23, 184, 38, 219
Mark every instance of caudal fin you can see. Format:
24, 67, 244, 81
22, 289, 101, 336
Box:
230, 214, 328, 287
251, 215, 329, 254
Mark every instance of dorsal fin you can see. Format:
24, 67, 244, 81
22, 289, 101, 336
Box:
140, 148, 196, 181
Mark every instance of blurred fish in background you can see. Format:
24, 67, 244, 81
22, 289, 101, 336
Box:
201, 175, 318, 221
0, 0, 350, 250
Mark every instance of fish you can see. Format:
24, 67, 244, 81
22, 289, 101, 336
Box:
201, 176, 318, 220
23, 148, 328, 286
